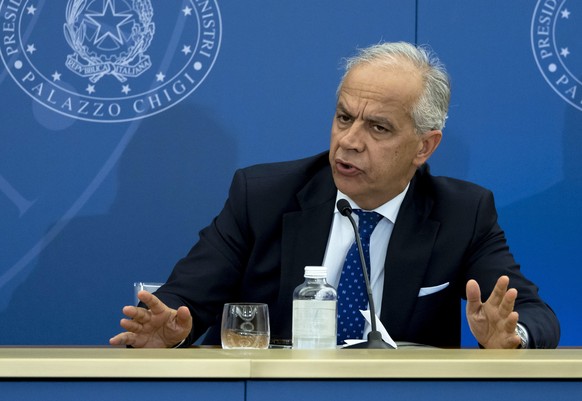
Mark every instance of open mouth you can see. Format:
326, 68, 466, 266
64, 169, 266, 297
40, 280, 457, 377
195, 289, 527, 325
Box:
335, 160, 361, 176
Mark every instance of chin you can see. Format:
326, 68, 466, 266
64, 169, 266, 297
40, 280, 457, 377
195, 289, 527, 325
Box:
335, 183, 360, 201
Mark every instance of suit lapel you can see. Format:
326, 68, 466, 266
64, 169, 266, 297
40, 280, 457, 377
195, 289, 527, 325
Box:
380, 169, 440, 339
277, 164, 336, 323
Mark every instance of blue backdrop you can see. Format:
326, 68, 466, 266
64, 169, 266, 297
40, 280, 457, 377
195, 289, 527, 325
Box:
0, 0, 578, 346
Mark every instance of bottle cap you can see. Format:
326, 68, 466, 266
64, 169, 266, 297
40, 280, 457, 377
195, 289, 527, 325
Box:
304, 266, 327, 278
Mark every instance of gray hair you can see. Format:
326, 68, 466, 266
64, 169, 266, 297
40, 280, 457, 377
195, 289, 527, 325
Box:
338, 42, 451, 133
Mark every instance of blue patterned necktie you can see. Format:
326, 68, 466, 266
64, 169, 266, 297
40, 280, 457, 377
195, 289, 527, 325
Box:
337, 209, 383, 344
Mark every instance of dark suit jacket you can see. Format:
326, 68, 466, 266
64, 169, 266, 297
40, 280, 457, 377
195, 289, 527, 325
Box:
156, 152, 560, 348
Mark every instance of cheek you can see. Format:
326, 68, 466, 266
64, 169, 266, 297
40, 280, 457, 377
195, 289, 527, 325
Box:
380, 145, 402, 163
371, 147, 405, 177
329, 127, 339, 145
330, 129, 347, 153
393, 140, 420, 162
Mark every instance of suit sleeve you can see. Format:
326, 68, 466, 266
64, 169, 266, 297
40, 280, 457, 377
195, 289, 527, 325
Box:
464, 190, 560, 348
153, 169, 253, 345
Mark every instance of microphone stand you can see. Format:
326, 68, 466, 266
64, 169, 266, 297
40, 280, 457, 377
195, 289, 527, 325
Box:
338, 200, 394, 349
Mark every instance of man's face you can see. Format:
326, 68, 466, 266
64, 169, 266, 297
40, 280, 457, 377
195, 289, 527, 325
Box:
329, 62, 439, 210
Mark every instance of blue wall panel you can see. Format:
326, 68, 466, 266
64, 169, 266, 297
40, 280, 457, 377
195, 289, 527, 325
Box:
418, 0, 581, 345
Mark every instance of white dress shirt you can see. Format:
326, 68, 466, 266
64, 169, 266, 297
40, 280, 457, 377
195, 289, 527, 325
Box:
322, 185, 409, 338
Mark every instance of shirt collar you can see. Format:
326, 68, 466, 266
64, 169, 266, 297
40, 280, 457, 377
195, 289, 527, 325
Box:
334, 183, 410, 224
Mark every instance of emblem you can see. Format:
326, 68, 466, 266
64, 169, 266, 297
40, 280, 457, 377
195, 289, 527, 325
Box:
531, 0, 581, 111
0, 0, 222, 122
63, 0, 155, 83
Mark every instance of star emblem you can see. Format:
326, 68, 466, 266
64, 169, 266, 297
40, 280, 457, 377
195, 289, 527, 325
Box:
86, 84, 96, 94
26, 44, 37, 54
560, 48, 570, 58
181, 45, 192, 55
26, 5, 37, 15
182, 6, 193, 16
156, 72, 166, 82
51, 71, 62, 81
121, 85, 131, 95
84, 0, 133, 48
561, 9, 570, 19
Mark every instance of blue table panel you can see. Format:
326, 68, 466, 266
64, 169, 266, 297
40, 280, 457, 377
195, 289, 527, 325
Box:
247, 380, 582, 401
2, 381, 245, 401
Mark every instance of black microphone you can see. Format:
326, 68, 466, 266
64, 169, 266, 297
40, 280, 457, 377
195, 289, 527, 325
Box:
336, 199, 394, 349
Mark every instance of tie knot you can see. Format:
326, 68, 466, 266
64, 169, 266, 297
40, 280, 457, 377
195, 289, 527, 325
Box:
353, 209, 383, 240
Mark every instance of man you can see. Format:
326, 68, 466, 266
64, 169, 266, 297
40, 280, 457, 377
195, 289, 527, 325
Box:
110, 42, 560, 349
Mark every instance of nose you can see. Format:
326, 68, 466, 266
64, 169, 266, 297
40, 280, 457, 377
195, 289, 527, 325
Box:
338, 121, 365, 152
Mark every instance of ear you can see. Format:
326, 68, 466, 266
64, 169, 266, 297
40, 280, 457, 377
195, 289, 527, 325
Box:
413, 130, 442, 167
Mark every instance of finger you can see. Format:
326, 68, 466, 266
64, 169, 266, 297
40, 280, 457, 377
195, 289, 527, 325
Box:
122, 305, 152, 323
137, 290, 167, 315
109, 332, 136, 346
118, 304, 141, 319
465, 279, 482, 315
486, 275, 510, 307
175, 306, 193, 329
508, 335, 522, 349
498, 288, 518, 319
504, 312, 521, 349
119, 317, 147, 333
136, 290, 153, 305
121, 305, 138, 318
502, 311, 519, 333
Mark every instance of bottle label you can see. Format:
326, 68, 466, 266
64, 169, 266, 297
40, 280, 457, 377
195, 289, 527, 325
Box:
292, 300, 337, 349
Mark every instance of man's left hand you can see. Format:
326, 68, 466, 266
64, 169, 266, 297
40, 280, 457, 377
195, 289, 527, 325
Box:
466, 275, 522, 349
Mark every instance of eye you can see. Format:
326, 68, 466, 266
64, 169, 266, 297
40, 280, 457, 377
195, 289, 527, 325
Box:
372, 124, 389, 133
336, 113, 352, 124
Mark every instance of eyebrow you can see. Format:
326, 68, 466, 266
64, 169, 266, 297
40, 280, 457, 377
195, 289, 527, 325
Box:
336, 102, 396, 131
365, 115, 395, 131
335, 102, 350, 115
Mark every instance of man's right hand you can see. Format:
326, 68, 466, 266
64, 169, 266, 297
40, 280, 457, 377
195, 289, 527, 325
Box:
109, 290, 192, 348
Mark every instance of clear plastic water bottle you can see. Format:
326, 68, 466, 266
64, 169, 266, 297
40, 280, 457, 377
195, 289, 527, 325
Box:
292, 266, 337, 349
